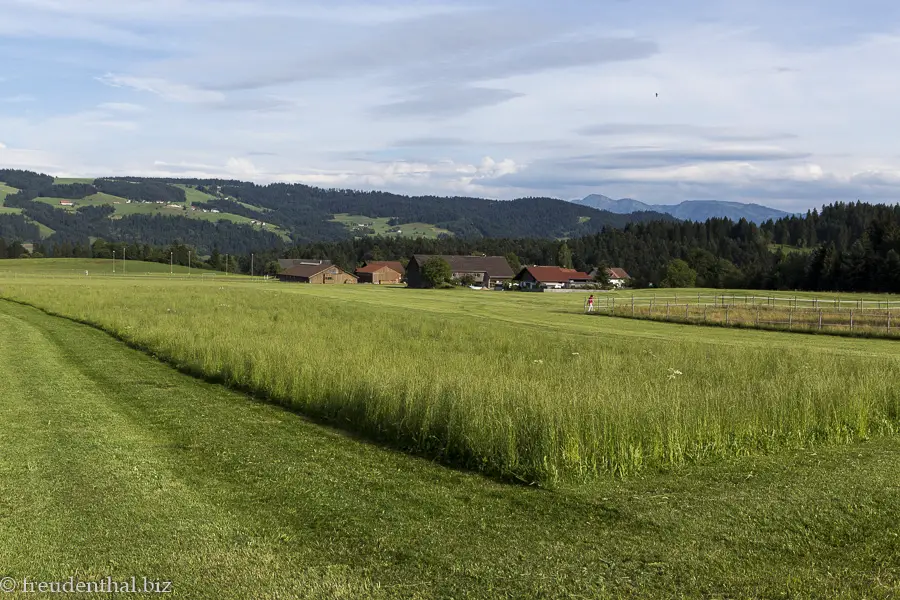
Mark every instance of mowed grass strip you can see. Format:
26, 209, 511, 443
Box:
1, 300, 899, 598
2, 277, 900, 485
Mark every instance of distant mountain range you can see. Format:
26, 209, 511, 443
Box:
572, 194, 795, 223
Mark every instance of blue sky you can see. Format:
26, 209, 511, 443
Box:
1, 0, 899, 211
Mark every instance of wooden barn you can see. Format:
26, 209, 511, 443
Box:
405, 255, 515, 288
276, 261, 357, 284
355, 261, 405, 284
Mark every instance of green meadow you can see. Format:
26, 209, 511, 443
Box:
0, 183, 18, 204
3, 266, 900, 483
330, 213, 452, 238
1, 260, 899, 597
52, 177, 96, 184
0, 258, 227, 276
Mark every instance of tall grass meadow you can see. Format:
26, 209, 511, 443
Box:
3, 278, 899, 485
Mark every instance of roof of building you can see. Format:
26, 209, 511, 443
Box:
278, 258, 332, 271
356, 261, 406, 275
280, 263, 356, 279
607, 267, 630, 279
516, 265, 592, 283
411, 255, 515, 279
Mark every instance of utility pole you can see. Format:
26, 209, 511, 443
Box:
112, 250, 116, 274
170, 252, 173, 275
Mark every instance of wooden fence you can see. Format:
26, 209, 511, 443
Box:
584, 294, 900, 338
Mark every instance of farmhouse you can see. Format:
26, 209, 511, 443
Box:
592, 267, 631, 288
405, 255, 515, 288
59, 200, 75, 207
278, 258, 331, 271
276, 262, 357, 284
514, 266, 593, 290
355, 261, 405, 284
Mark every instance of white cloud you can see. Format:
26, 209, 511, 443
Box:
2, 2, 900, 210
1, 94, 34, 103
97, 102, 146, 113
97, 74, 224, 104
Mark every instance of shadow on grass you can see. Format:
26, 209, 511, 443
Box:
1, 297, 552, 490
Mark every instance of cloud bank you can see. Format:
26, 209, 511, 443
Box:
0, 0, 899, 211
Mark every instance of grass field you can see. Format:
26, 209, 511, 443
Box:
0, 258, 229, 276
2, 298, 899, 597
52, 177, 95, 184
25, 192, 291, 240
0, 183, 18, 204
331, 213, 452, 238
2, 267, 900, 487
769, 243, 813, 254
173, 183, 211, 206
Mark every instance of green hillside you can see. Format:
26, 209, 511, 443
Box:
330, 213, 452, 239
174, 183, 214, 206
53, 177, 95, 184
0, 183, 18, 204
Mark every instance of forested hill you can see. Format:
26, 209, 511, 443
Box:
0, 170, 674, 252
119, 177, 675, 238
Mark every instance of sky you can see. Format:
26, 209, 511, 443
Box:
1, 0, 899, 211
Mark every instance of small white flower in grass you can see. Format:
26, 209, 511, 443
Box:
667, 368, 683, 380
533, 359, 544, 364
571, 352, 580, 356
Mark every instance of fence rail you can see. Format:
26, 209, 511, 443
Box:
584, 294, 900, 338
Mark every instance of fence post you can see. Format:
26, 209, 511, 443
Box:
889, 310, 892, 332
631, 295, 635, 317
850, 310, 854, 331
725, 306, 729, 325
666, 302, 670, 320
819, 310, 823, 330
789, 308, 793, 330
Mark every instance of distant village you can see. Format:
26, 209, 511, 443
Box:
275, 256, 631, 291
